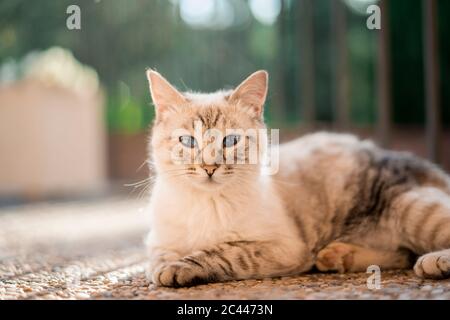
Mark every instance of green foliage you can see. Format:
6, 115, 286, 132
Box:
107, 82, 154, 134
438, 0, 450, 124
347, 12, 376, 125
390, 0, 425, 125
1, 0, 449, 133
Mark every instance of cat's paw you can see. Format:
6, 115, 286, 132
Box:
151, 260, 208, 287
414, 251, 450, 279
316, 242, 354, 273
145, 250, 182, 283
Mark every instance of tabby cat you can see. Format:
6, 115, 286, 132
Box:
145, 70, 450, 287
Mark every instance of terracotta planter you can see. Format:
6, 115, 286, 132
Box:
108, 132, 150, 182
0, 80, 107, 199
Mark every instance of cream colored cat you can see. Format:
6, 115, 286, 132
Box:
145, 70, 450, 287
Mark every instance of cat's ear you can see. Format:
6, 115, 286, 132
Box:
228, 70, 268, 116
146, 69, 186, 115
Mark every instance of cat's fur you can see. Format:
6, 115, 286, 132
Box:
145, 70, 450, 287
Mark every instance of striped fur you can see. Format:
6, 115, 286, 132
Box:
145, 70, 450, 287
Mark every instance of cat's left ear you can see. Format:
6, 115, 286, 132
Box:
228, 70, 268, 117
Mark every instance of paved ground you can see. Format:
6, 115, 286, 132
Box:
1, 197, 450, 300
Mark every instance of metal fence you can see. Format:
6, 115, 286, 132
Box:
294, 0, 445, 166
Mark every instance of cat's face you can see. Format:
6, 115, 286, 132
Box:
147, 70, 268, 191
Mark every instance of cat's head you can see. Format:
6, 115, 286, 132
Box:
146, 70, 269, 191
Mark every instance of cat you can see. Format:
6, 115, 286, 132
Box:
144, 69, 450, 287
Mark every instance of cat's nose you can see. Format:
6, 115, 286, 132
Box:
202, 165, 219, 177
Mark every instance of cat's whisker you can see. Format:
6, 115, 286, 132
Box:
124, 177, 152, 188
162, 168, 196, 173
136, 160, 150, 173
137, 183, 152, 200
125, 178, 155, 200
162, 171, 200, 179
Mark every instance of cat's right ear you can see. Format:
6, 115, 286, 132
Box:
146, 69, 186, 116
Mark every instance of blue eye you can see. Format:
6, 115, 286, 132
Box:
179, 135, 197, 148
223, 134, 241, 148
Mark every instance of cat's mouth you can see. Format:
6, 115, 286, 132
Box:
205, 177, 219, 184
192, 175, 225, 189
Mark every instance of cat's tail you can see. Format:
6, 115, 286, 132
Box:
396, 187, 450, 253
395, 187, 450, 278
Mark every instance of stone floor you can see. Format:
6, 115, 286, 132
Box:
1, 197, 450, 300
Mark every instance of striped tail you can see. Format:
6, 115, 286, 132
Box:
396, 187, 450, 254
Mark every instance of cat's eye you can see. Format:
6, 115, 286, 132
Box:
179, 135, 197, 148
223, 134, 241, 148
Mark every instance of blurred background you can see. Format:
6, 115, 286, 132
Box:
0, 0, 449, 205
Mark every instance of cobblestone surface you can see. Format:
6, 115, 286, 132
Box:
1, 198, 450, 300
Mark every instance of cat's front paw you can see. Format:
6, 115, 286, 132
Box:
152, 260, 209, 287
315, 242, 354, 273
414, 251, 450, 279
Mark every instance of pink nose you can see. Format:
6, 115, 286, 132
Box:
201, 165, 218, 177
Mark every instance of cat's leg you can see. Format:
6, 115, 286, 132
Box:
151, 240, 311, 287
394, 187, 450, 279
316, 242, 412, 273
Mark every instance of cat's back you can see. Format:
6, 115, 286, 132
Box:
275, 131, 450, 195
276, 132, 369, 180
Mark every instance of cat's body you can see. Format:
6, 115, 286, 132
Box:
145, 70, 450, 287
277, 132, 450, 274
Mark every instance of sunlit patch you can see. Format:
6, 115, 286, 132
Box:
249, 0, 281, 25
178, 0, 234, 29
344, 0, 379, 15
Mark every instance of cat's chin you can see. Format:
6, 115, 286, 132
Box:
191, 178, 225, 191
180, 176, 235, 192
